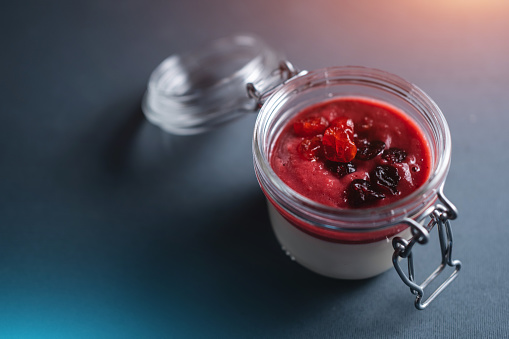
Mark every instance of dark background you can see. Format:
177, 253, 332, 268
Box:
2, 0, 508, 337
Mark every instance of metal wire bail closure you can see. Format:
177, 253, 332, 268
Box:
392, 185, 461, 310
246, 60, 300, 108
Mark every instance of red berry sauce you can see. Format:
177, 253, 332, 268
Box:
270, 97, 431, 209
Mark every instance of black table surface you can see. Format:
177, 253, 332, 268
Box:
2, 0, 508, 337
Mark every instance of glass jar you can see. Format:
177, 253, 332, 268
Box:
143, 34, 461, 310
252, 66, 461, 309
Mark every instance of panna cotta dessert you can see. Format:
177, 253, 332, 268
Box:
253, 66, 453, 280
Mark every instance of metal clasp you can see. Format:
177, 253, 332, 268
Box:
392, 185, 461, 310
246, 60, 301, 109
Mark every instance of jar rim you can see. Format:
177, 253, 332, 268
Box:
253, 66, 452, 231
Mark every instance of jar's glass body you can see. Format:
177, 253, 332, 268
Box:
253, 66, 452, 279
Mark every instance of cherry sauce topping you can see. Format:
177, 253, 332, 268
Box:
290, 114, 407, 207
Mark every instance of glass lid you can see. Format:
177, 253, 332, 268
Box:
142, 34, 289, 135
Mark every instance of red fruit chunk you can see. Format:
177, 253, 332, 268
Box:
322, 126, 357, 162
297, 136, 323, 161
331, 117, 354, 134
293, 116, 329, 137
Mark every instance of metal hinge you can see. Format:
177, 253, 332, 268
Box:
392, 185, 461, 310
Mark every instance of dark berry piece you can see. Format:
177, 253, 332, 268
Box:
382, 148, 407, 163
355, 140, 385, 160
325, 161, 356, 178
297, 136, 323, 161
347, 179, 385, 208
372, 165, 400, 195
293, 116, 329, 137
